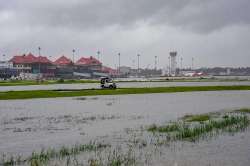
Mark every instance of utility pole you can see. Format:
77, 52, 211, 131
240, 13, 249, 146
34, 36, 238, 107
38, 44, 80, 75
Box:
118, 53, 121, 75
192, 57, 194, 70
137, 54, 140, 75
2, 54, 6, 61
38, 47, 41, 74
154, 56, 157, 71
168, 56, 170, 76
97, 50, 100, 61
38, 47, 41, 56
180, 57, 183, 69
180, 57, 183, 75
72, 49, 76, 63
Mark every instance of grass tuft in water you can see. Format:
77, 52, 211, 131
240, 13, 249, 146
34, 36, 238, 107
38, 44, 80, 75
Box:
88, 147, 137, 166
148, 122, 182, 133
148, 113, 250, 141
0, 142, 109, 166
182, 114, 210, 122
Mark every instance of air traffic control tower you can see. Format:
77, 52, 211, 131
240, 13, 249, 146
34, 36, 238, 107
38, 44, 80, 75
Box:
170, 51, 177, 76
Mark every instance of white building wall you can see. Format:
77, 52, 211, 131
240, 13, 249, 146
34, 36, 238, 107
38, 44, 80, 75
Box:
0, 61, 13, 68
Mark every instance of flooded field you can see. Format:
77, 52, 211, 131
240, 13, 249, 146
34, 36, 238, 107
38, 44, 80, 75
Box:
1, 81, 250, 92
1, 91, 250, 165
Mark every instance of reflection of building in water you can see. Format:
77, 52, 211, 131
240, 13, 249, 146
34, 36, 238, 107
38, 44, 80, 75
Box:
170, 51, 177, 76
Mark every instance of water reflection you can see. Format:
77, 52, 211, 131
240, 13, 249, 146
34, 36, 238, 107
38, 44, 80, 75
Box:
0, 91, 250, 165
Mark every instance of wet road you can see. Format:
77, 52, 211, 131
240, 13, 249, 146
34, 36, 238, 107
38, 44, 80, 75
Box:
1, 81, 250, 91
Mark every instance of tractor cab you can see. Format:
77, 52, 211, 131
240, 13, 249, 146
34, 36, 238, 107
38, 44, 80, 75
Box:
100, 77, 117, 89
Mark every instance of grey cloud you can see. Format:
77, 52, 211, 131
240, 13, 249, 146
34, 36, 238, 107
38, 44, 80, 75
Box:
5, 0, 249, 33
162, 0, 250, 33
0, 0, 250, 68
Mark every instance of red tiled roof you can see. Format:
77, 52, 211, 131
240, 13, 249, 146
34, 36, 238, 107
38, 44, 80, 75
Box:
37, 56, 52, 64
10, 53, 52, 64
26, 53, 37, 63
75, 56, 102, 65
54, 55, 72, 65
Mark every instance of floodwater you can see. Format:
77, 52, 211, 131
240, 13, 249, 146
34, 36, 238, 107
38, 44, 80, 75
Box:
0, 91, 250, 165
1, 81, 250, 91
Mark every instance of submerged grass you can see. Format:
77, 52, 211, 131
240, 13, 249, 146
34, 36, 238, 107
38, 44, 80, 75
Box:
176, 115, 249, 140
1, 109, 250, 166
182, 114, 211, 122
0, 142, 109, 166
148, 122, 181, 133
1, 85, 250, 100
148, 112, 250, 142
88, 148, 137, 166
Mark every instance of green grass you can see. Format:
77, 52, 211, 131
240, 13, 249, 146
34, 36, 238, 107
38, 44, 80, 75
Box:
176, 115, 249, 140
147, 112, 250, 141
182, 114, 211, 122
89, 148, 137, 166
148, 122, 181, 133
0, 79, 98, 86
1, 77, 249, 86
1, 85, 250, 100
1, 143, 138, 166
1, 110, 250, 166
0, 142, 109, 166
234, 108, 250, 113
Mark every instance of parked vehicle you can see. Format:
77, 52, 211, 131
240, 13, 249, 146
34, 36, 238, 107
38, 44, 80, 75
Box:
100, 77, 117, 89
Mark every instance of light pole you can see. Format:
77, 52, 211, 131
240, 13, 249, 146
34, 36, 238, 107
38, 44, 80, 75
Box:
137, 54, 140, 75
49, 55, 52, 69
2, 54, 6, 61
154, 56, 157, 71
191, 57, 194, 70
180, 57, 183, 70
117, 53, 121, 75
38, 47, 41, 74
72, 49, 76, 63
38, 47, 41, 56
97, 50, 100, 61
180, 57, 183, 75
168, 56, 170, 76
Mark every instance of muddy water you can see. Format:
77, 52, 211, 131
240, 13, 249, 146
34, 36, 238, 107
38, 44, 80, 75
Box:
1, 81, 250, 91
0, 91, 250, 165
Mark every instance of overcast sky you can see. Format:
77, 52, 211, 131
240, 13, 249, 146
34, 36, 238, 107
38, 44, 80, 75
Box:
0, 0, 250, 69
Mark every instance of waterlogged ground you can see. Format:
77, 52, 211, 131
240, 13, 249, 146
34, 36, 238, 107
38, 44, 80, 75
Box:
0, 91, 250, 165
1, 81, 250, 91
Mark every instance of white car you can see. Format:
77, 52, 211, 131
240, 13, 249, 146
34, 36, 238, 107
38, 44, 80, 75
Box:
100, 77, 117, 89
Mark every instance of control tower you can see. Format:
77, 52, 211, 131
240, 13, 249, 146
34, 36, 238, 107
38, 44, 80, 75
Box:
170, 51, 177, 76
